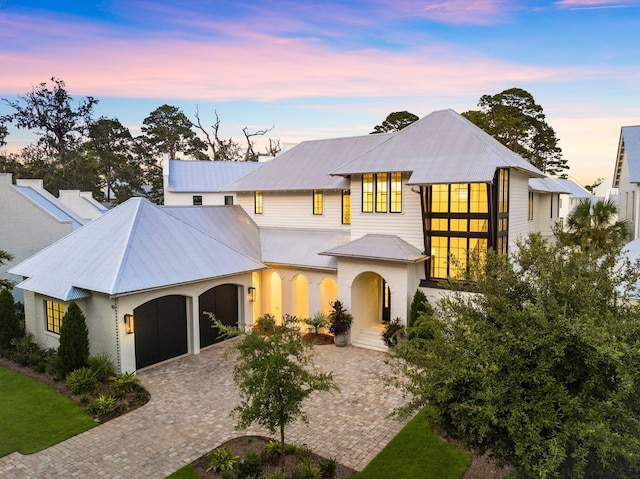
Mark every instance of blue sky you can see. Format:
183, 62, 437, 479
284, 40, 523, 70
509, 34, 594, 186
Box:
1, 0, 639, 184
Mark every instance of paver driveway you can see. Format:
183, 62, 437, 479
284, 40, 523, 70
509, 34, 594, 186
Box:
0, 339, 408, 478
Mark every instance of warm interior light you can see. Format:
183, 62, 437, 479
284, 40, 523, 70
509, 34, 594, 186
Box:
248, 286, 256, 303
124, 314, 135, 334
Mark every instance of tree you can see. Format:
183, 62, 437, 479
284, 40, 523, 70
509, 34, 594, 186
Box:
389, 234, 640, 478
0, 122, 7, 148
408, 289, 433, 327
0, 288, 22, 349
2, 77, 98, 191
223, 314, 338, 470
140, 104, 207, 161
58, 301, 90, 374
462, 88, 567, 176
0, 250, 15, 290
303, 311, 330, 337
370, 111, 419, 134
555, 198, 629, 257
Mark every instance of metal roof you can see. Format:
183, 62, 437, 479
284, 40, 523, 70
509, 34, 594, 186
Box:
13, 185, 85, 230
331, 109, 544, 184
223, 133, 394, 192
554, 178, 592, 199
320, 234, 427, 263
529, 177, 571, 194
10, 198, 265, 300
168, 160, 265, 192
613, 126, 640, 187
260, 227, 349, 270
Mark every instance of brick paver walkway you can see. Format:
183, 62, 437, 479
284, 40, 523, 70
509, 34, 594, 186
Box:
0, 340, 408, 478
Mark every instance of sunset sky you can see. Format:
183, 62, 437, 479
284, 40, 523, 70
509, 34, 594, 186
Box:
1, 0, 639, 185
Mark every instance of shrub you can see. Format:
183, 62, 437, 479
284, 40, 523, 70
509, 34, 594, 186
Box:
256, 313, 277, 333
45, 351, 66, 381
304, 312, 329, 337
408, 289, 433, 327
109, 372, 142, 397
9, 333, 53, 370
328, 300, 353, 336
261, 472, 286, 479
58, 302, 90, 374
206, 447, 239, 473
0, 288, 22, 349
233, 450, 262, 478
318, 457, 337, 479
66, 367, 99, 395
261, 440, 298, 463
90, 394, 116, 416
87, 353, 115, 381
381, 318, 405, 348
291, 456, 321, 479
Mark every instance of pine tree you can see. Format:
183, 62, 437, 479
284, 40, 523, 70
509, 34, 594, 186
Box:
58, 301, 90, 373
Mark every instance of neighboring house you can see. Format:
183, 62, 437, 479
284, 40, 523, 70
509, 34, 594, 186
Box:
163, 155, 265, 206
555, 178, 593, 228
58, 190, 109, 220
613, 126, 640, 238
527, 177, 569, 239
0, 174, 90, 301
12, 109, 559, 372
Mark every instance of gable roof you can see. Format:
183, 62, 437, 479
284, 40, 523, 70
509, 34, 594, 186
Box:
168, 160, 264, 192
222, 133, 394, 192
555, 178, 592, 199
10, 198, 265, 300
320, 234, 427, 263
331, 109, 544, 184
613, 126, 640, 187
529, 177, 570, 194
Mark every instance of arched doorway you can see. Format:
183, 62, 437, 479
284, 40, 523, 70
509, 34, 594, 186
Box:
292, 274, 309, 319
133, 295, 187, 369
319, 277, 338, 315
264, 271, 283, 320
199, 284, 239, 348
351, 272, 390, 333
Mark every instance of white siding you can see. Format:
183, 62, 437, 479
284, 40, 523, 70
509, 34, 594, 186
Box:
350, 173, 424, 250
164, 191, 238, 206
617, 151, 640, 240
508, 171, 531, 248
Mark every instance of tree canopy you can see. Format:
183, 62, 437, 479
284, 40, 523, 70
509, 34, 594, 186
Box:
370, 111, 419, 134
462, 88, 567, 176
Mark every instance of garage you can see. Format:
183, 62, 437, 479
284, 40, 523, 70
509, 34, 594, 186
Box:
134, 295, 188, 369
199, 284, 239, 348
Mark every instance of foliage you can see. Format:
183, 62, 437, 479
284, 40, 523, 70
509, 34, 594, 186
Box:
255, 313, 278, 333
86, 353, 115, 381
291, 456, 321, 479
0, 288, 22, 348
370, 111, 419, 134
66, 367, 99, 395
318, 457, 338, 479
58, 301, 90, 374
0, 366, 96, 456
234, 449, 263, 477
9, 333, 53, 372
462, 87, 567, 176
327, 300, 353, 336
109, 372, 143, 397
0, 250, 15, 290
381, 318, 405, 348
408, 289, 433, 327
231, 315, 338, 470
304, 311, 330, 337
141, 104, 207, 161
389, 233, 640, 478
262, 439, 299, 463
90, 394, 116, 416
554, 198, 629, 256
206, 447, 239, 473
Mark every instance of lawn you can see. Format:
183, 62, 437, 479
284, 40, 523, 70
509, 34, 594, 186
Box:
353, 408, 469, 479
0, 366, 97, 457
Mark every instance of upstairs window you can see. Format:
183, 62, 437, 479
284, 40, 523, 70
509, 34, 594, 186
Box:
390, 172, 402, 213
376, 173, 388, 212
342, 190, 351, 224
45, 300, 64, 334
224, 195, 234, 206
254, 191, 263, 214
363, 172, 402, 213
192, 195, 203, 206
313, 190, 323, 215
362, 174, 374, 213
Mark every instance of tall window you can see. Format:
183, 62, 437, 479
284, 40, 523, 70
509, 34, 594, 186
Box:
390, 172, 402, 212
376, 173, 388, 212
254, 191, 263, 214
342, 190, 351, 225
528, 192, 534, 221
313, 190, 323, 215
496, 169, 509, 254
45, 300, 64, 334
362, 174, 374, 212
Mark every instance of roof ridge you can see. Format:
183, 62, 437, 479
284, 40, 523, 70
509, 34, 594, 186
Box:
109, 198, 148, 294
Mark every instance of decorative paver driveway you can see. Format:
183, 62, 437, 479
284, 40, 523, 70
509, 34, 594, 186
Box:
0, 340, 408, 478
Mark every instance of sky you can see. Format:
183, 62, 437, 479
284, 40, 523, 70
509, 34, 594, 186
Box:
1, 0, 639, 186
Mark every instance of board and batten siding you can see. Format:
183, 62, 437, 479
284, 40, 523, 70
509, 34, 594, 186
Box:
508, 171, 531, 249
235, 190, 350, 230
349, 173, 425, 251
617, 150, 640, 240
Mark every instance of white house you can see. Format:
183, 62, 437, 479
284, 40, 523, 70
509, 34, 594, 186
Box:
12, 109, 559, 372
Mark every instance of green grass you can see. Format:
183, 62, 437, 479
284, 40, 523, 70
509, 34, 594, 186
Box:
0, 366, 96, 456
165, 465, 200, 479
354, 408, 469, 479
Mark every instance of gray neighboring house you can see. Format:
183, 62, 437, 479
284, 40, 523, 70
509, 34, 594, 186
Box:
613, 125, 640, 239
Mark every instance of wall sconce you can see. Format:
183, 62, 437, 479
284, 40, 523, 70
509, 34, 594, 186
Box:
124, 314, 135, 334
248, 287, 256, 303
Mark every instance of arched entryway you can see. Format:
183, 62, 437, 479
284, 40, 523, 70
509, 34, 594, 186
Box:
292, 274, 309, 319
133, 295, 188, 369
199, 284, 239, 348
319, 277, 338, 315
351, 272, 390, 331
264, 271, 283, 320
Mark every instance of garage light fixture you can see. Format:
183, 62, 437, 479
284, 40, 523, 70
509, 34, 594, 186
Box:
248, 287, 256, 303
124, 314, 135, 334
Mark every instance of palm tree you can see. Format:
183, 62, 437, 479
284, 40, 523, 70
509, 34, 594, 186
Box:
557, 199, 629, 255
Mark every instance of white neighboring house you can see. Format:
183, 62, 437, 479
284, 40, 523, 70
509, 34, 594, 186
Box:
57, 190, 108, 220
0, 174, 90, 301
555, 178, 593, 228
527, 177, 569, 239
12, 109, 563, 372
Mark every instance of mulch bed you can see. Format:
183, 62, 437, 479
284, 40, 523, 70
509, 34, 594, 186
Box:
301, 332, 335, 345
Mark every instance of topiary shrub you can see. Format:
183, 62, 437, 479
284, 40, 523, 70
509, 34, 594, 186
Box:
409, 289, 433, 327
0, 288, 22, 350
58, 301, 90, 374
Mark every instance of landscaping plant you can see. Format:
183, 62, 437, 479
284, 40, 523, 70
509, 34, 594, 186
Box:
58, 301, 90, 374
304, 311, 330, 337
0, 288, 22, 349
206, 447, 239, 473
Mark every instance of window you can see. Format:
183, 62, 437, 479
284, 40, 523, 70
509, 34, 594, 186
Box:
254, 191, 263, 214
496, 169, 509, 254
362, 174, 373, 212
342, 190, 351, 225
375, 173, 388, 212
192, 195, 203, 206
528, 192, 534, 221
390, 172, 402, 212
224, 195, 234, 206
45, 300, 64, 334
313, 190, 323, 215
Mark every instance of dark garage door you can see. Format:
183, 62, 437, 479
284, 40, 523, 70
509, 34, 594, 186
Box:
199, 284, 239, 348
134, 295, 188, 369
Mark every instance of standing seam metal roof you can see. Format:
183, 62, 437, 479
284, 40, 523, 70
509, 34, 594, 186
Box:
168, 160, 265, 192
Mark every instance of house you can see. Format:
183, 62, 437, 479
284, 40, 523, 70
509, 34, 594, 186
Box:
57, 190, 109, 220
12, 109, 556, 372
555, 178, 592, 227
613, 126, 640, 238
527, 177, 569, 239
0, 174, 92, 301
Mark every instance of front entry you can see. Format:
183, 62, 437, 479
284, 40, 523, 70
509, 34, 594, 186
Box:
382, 279, 391, 322
199, 284, 239, 348
134, 295, 188, 370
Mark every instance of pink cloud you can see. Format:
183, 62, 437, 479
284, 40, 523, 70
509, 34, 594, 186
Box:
376, 0, 514, 25
555, 0, 640, 8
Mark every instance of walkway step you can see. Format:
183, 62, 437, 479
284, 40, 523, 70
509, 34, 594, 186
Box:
352, 326, 388, 353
